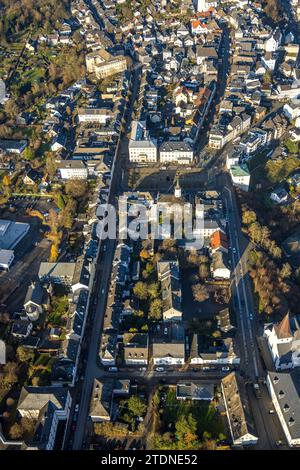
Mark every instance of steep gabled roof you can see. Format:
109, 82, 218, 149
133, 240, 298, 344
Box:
274, 313, 293, 339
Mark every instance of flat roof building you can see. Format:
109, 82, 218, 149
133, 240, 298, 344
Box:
0, 219, 30, 250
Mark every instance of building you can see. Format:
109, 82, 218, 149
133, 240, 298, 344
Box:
123, 333, 149, 365
195, 0, 218, 13
58, 160, 88, 180
212, 251, 231, 279
152, 341, 185, 365
38, 262, 76, 286
89, 379, 113, 422
158, 260, 182, 321
229, 164, 250, 191
264, 313, 300, 370
23, 281, 46, 322
0, 340, 6, 365
221, 372, 258, 446
129, 121, 157, 163
11, 320, 33, 339
77, 108, 113, 124
0, 79, 6, 104
99, 333, 118, 366
267, 370, 300, 447
17, 386, 71, 450
176, 382, 214, 401
86, 50, 127, 79
0, 139, 27, 154
0, 219, 30, 250
270, 187, 289, 205
159, 141, 193, 165
0, 249, 14, 270
189, 333, 239, 365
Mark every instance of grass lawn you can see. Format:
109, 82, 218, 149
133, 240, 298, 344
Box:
162, 389, 225, 439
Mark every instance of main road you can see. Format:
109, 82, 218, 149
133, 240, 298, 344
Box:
69, 64, 142, 450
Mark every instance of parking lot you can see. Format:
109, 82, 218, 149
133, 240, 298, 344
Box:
0, 202, 52, 314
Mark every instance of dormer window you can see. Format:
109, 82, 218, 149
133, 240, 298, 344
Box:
274, 376, 279, 384
283, 404, 290, 412
278, 390, 285, 398
288, 417, 295, 426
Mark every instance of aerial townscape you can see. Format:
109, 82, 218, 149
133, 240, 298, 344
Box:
2, 0, 300, 456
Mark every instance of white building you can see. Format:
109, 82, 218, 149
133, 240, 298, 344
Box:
230, 164, 250, 191
0, 249, 14, 270
267, 371, 300, 447
58, 160, 88, 180
212, 251, 231, 279
77, 108, 112, 124
265, 29, 282, 52
195, 0, 218, 12
0, 79, 6, 104
159, 141, 193, 165
264, 313, 300, 370
153, 342, 185, 365
283, 99, 300, 121
129, 120, 157, 163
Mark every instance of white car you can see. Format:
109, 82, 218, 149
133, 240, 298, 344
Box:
75, 404, 79, 412
222, 367, 230, 372
232, 248, 236, 254
156, 367, 164, 372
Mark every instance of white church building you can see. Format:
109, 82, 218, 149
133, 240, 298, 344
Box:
264, 313, 300, 370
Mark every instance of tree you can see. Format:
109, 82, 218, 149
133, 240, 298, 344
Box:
20, 417, 35, 437
133, 281, 148, 300
148, 282, 160, 299
175, 413, 197, 440
149, 298, 162, 320
57, 194, 65, 210
3, 362, 18, 386
140, 248, 151, 260
65, 179, 88, 198
48, 209, 59, 236
50, 243, 59, 262
198, 263, 209, 280
23, 147, 35, 161
192, 284, 209, 302
9, 423, 23, 440
242, 210, 257, 225
17, 346, 34, 363
45, 153, 58, 178
280, 262, 292, 279
127, 396, 147, 417
2, 174, 10, 187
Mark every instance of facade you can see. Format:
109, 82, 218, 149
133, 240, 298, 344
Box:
159, 141, 193, 165
17, 386, 71, 450
58, 160, 88, 180
77, 108, 112, 124
129, 121, 157, 163
123, 333, 149, 365
230, 164, 250, 191
86, 50, 127, 79
153, 341, 185, 365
